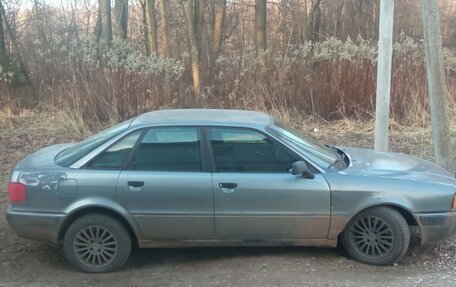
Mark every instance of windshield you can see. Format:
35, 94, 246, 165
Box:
267, 121, 338, 169
55, 119, 133, 167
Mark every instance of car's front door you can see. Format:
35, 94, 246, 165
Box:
116, 127, 214, 240
208, 127, 331, 240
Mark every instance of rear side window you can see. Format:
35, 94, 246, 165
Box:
55, 119, 133, 167
210, 128, 298, 173
86, 130, 142, 169
129, 127, 202, 172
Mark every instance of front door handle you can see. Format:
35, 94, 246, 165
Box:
219, 182, 237, 193
127, 181, 144, 191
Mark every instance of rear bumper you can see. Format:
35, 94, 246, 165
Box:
5, 206, 65, 244
414, 212, 456, 245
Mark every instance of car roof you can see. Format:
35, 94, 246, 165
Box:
130, 109, 273, 128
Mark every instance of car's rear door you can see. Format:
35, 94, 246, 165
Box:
208, 127, 331, 240
116, 126, 214, 240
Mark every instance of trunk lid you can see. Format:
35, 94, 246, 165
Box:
16, 143, 73, 169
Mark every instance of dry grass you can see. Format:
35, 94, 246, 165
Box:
2, 38, 455, 132
2, 45, 456, 167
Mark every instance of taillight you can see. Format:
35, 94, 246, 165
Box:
8, 182, 26, 203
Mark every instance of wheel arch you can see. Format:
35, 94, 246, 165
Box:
336, 203, 420, 239
338, 203, 414, 265
58, 204, 141, 244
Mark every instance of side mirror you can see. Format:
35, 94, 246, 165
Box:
291, 161, 315, 179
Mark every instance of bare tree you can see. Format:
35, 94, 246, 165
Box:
2, 0, 456, 124
139, 0, 150, 55
145, 0, 158, 54
210, 0, 226, 78
114, 0, 128, 41
0, 0, 6, 66
159, 0, 170, 58
334, 0, 346, 38
279, 1, 289, 53
255, 0, 266, 57
187, 0, 202, 95
95, 0, 103, 43
101, 0, 113, 46
307, 0, 322, 41
0, 1, 31, 87
159, 0, 171, 102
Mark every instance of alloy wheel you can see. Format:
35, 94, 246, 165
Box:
73, 225, 119, 269
348, 216, 394, 259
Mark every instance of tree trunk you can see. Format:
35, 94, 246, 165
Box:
210, 0, 226, 79
206, 1, 214, 75
196, 0, 207, 76
313, 4, 321, 41
159, 0, 170, 58
101, 0, 112, 47
94, 0, 102, 43
187, 0, 202, 96
0, 1, 6, 66
194, 0, 204, 58
335, 0, 346, 38
307, 0, 322, 42
255, 0, 267, 57
0, 0, 33, 99
145, 0, 158, 54
280, 1, 288, 54
302, 0, 308, 42
114, 0, 128, 41
239, 0, 246, 62
421, 0, 454, 173
140, 0, 150, 55
159, 0, 171, 103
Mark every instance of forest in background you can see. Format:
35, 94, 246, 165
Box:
0, 0, 455, 131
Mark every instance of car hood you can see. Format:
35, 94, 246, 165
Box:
339, 147, 456, 186
16, 143, 74, 169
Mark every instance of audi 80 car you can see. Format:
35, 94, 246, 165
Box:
6, 109, 456, 272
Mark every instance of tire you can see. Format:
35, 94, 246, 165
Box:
341, 206, 410, 266
63, 214, 132, 273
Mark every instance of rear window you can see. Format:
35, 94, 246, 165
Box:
55, 119, 133, 167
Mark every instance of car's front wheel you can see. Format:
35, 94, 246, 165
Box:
63, 214, 132, 273
342, 206, 410, 266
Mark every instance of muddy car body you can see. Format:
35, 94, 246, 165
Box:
6, 109, 456, 272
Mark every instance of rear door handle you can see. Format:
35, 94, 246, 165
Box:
128, 181, 144, 187
219, 183, 237, 189
219, 182, 238, 193
127, 181, 144, 191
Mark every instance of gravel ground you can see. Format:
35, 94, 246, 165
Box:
1, 114, 456, 287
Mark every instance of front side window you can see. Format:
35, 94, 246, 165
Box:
267, 121, 337, 169
86, 130, 142, 169
210, 128, 298, 173
130, 127, 202, 172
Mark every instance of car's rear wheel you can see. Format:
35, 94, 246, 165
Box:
342, 206, 410, 266
63, 214, 132, 273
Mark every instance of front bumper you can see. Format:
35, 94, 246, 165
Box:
5, 206, 66, 244
414, 211, 456, 245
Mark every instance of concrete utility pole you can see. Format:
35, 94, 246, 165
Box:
374, 0, 394, 152
421, 0, 454, 173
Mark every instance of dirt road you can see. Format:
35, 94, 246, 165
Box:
1, 116, 455, 287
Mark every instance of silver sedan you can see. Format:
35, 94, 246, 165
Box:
6, 109, 456, 272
